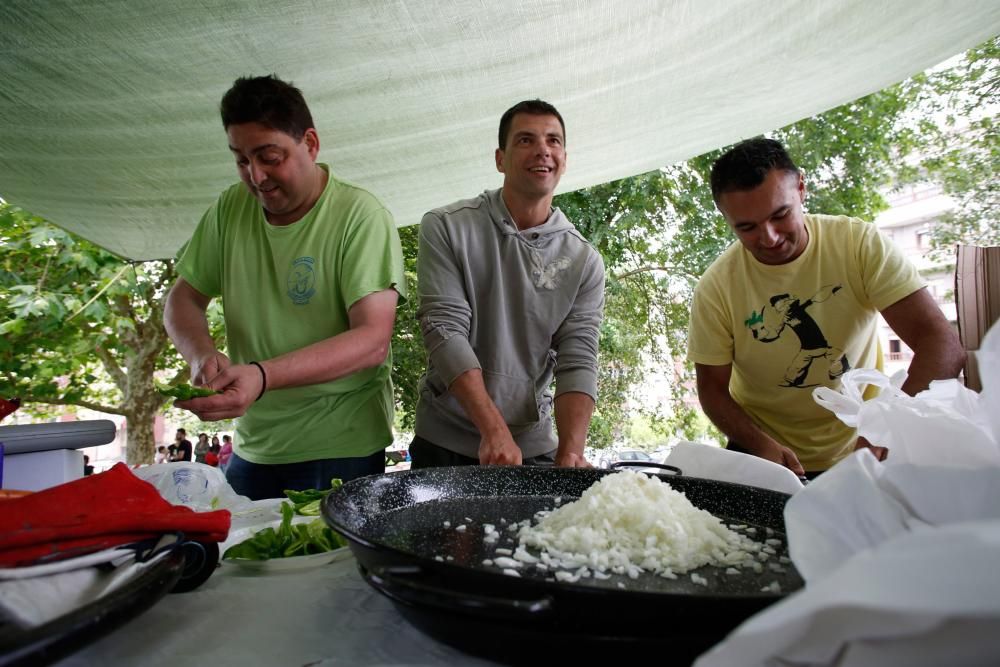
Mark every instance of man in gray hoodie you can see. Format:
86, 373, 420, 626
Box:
412, 100, 605, 468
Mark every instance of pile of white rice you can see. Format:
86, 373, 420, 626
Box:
515, 470, 762, 581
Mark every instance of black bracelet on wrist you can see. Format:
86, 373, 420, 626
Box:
249, 361, 267, 401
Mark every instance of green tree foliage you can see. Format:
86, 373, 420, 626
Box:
390, 223, 423, 433
916, 37, 999, 259
0, 204, 222, 463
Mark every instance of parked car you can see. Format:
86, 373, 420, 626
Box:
612, 449, 653, 467
617, 449, 652, 462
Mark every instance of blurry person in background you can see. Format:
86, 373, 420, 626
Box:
194, 432, 210, 464
218, 434, 234, 473
173, 429, 193, 462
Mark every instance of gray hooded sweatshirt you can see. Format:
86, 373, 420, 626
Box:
415, 188, 605, 458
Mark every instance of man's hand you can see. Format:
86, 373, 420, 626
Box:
479, 430, 523, 465
553, 391, 596, 469
554, 451, 592, 468
696, 363, 806, 477
753, 438, 806, 477
175, 362, 264, 421
854, 435, 888, 462
190, 351, 231, 387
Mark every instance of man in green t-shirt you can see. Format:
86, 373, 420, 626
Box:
164, 75, 406, 499
687, 138, 965, 477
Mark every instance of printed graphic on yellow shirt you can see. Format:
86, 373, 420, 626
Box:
743, 284, 851, 388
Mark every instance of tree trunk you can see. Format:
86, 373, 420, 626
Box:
119, 271, 173, 464
125, 390, 162, 464
122, 328, 168, 463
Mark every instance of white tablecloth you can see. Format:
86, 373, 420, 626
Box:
56, 554, 502, 666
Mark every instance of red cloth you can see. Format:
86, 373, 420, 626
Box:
0, 397, 20, 421
0, 462, 231, 567
205, 451, 219, 467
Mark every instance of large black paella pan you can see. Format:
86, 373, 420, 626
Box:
321, 465, 802, 663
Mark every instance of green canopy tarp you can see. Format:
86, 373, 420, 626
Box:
2, 0, 998, 260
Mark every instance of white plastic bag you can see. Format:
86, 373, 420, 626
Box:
132, 464, 300, 551
131, 462, 255, 514
695, 323, 1000, 666
784, 452, 1000, 582
812, 331, 999, 467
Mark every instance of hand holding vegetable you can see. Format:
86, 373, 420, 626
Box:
190, 350, 231, 387
155, 382, 218, 400
174, 363, 265, 422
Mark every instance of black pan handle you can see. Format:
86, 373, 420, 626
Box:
364, 565, 553, 620
611, 461, 683, 475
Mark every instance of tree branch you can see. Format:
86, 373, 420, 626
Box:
614, 265, 673, 280
16, 394, 123, 416
67, 263, 131, 321
35, 244, 61, 293
94, 345, 128, 390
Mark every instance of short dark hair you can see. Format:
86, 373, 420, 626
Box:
177, 428, 186, 436
498, 99, 565, 149
223, 434, 232, 442
220, 75, 315, 140
710, 137, 799, 203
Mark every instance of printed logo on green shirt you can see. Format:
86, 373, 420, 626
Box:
287, 257, 316, 305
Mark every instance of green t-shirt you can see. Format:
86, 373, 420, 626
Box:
176, 165, 407, 464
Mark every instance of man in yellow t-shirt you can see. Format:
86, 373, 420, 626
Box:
687, 138, 966, 476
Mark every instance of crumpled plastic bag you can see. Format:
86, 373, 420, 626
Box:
131, 463, 303, 550
812, 354, 998, 468
695, 504, 1000, 667
132, 462, 255, 514
695, 322, 1000, 667
784, 452, 1000, 582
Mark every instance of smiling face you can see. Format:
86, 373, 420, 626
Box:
495, 112, 566, 201
226, 122, 323, 226
717, 169, 809, 265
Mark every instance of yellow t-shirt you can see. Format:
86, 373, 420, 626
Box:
687, 214, 924, 470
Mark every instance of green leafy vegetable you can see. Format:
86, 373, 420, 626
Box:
222, 500, 348, 561
155, 381, 217, 400
283, 478, 343, 515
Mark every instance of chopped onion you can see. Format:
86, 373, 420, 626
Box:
517, 471, 761, 579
